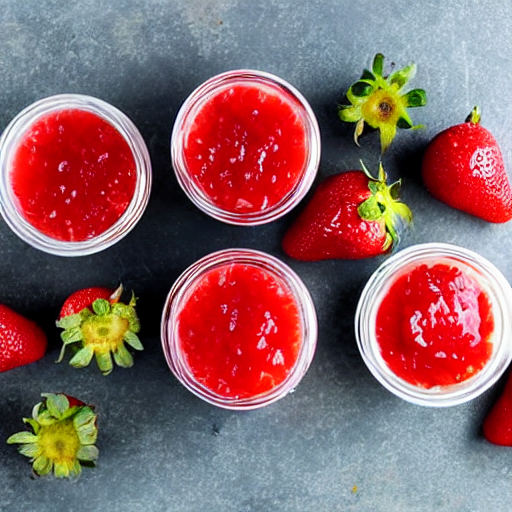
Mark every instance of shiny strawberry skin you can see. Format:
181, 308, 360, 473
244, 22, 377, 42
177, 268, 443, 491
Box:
0, 305, 47, 372
422, 120, 512, 223
483, 371, 512, 446
59, 287, 114, 319
282, 171, 388, 261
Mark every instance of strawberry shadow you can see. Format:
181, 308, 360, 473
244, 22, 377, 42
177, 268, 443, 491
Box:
388, 137, 429, 188
313, 259, 382, 385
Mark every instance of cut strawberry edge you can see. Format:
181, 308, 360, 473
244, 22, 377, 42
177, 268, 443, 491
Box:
59, 286, 118, 319
64, 395, 86, 408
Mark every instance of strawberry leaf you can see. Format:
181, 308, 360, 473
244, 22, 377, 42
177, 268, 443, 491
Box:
77, 445, 99, 462
124, 330, 144, 351
7, 431, 38, 444
389, 63, 416, 89
92, 299, 110, 316
18, 442, 40, 458
372, 53, 384, 75
44, 394, 70, 419
33, 455, 52, 476
358, 197, 385, 221
69, 346, 94, 368
465, 105, 481, 124
22, 418, 40, 434
354, 118, 365, 146
379, 123, 397, 153
56, 313, 82, 330
388, 181, 402, 200
60, 326, 83, 344
76, 426, 98, 446
351, 80, 374, 97
113, 344, 134, 368
95, 351, 113, 375
402, 88, 427, 108
73, 407, 96, 429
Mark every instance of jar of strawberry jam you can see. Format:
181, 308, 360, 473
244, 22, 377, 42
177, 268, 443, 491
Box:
161, 249, 317, 409
171, 70, 321, 225
0, 94, 152, 256
355, 243, 512, 406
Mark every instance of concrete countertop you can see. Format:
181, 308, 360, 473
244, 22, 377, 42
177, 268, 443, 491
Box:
1, 1, 512, 511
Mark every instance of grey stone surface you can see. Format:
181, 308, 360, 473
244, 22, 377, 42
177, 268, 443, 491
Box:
1, 1, 512, 511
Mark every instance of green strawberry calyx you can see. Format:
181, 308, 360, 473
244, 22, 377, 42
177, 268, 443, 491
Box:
358, 161, 413, 251
56, 285, 143, 376
465, 105, 481, 124
6, 393, 98, 479
338, 53, 427, 153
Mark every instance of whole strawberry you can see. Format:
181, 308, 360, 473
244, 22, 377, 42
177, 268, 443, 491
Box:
56, 285, 143, 375
0, 304, 47, 372
282, 163, 412, 261
7, 393, 99, 478
483, 371, 512, 446
422, 106, 512, 223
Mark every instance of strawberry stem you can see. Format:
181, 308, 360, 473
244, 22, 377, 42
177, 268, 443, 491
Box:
357, 162, 412, 251
465, 106, 481, 124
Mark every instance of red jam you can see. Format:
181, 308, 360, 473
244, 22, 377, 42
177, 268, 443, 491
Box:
11, 109, 137, 241
183, 82, 308, 214
376, 263, 494, 388
177, 263, 302, 399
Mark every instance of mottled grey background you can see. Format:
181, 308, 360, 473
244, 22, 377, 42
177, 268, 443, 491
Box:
1, 1, 512, 511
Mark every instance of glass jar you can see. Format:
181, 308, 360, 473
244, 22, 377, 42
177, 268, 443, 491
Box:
170, 70, 320, 225
355, 243, 512, 407
161, 248, 318, 410
0, 94, 152, 256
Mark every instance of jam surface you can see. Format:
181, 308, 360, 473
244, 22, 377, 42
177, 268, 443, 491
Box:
184, 82, 308, 214
177, 263, 301, 399
376, 263, 494, 388
11, 108, 137, 241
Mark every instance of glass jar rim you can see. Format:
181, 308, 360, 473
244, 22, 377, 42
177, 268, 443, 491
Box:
355, 242, 512, 407
161, 248, 318, 410
0, 93, 152, 256
170, 69, 321, 226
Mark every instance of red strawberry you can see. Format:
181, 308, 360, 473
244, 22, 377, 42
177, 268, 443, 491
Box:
0, 305, 47, 372
57, 284, 143, 375
64, 394, 86, 408
59, 286, 119, 319
421, 106, 512, 223
483, 370, 512, 446
282, 163, 412, 261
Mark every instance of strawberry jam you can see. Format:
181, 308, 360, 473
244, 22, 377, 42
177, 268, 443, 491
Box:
10, 108, 137, 241
376, 263, 494, 388
183, 81, 308, 214
177, 262, 302, 399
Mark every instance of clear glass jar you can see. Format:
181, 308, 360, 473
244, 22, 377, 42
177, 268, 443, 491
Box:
355, 243, 512, 407
170, 70, 321, 225
161, 248, 318, 410
0, 94, 152, 256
